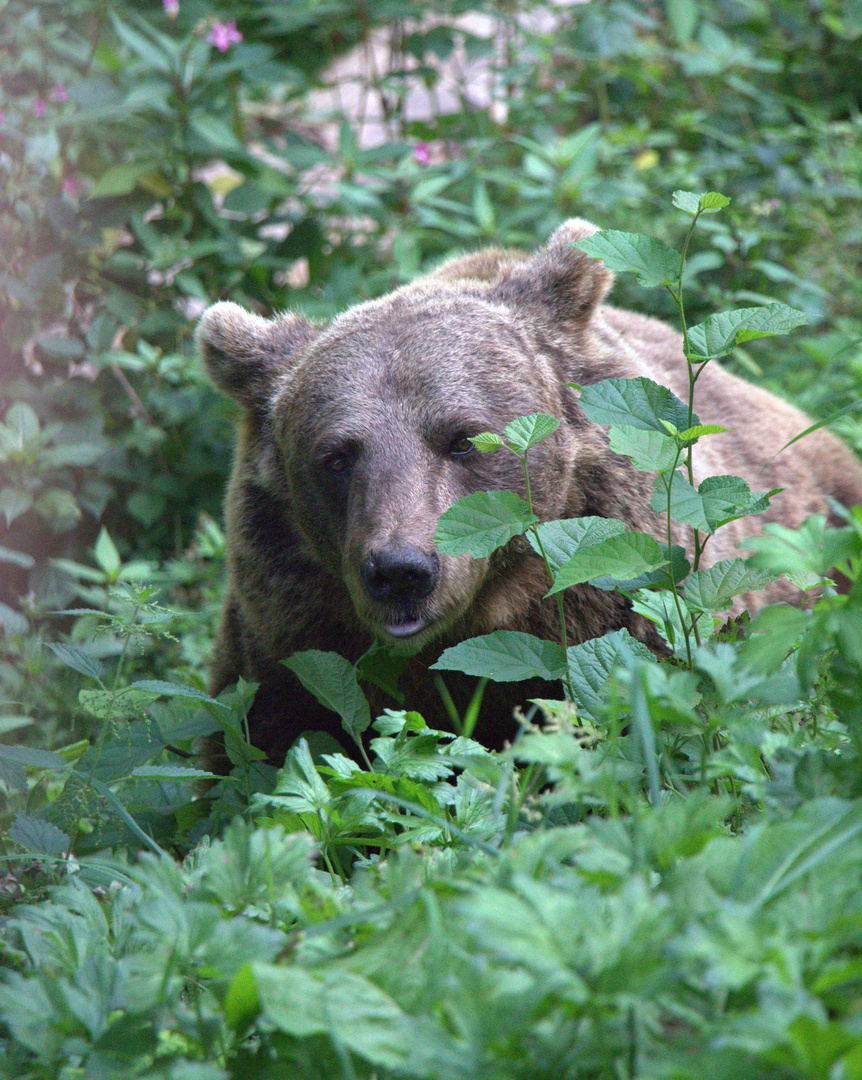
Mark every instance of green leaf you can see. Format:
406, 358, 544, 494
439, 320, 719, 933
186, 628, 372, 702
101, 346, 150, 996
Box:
653, 472, 775, 534
225, 963, 260, 1032
253, 964, 416, 1069
470, 431, 504, 453
574, 231, 682, 288
268, 738, 332, 813
94, 527, 121, 578
191, 114, 243, 152
282, 650, 371, 739
579, 377, 695, 433
529, 516, 627, 575
34, 489, 81, 532
109, 10, 174, 71
3, 402, 40, 446
0, 545, 35, 569
431, 631, 567, 683
678, 424, 728, 443
131, 765, 218, 779
7, 813, 70, 856
89, 160, 164, 198
0, 488, 33, 525
565, 630, 656, 720
774, 398, 862, 454
608, 426, 680, 472
130, 680, 227, 707
665, 0, 699, 45
548, 532, 668, 594
672, 190, 730, 215
45, 642, 104, 681
504, 413, 560, 453
435, 490, 536, 557
683, 559, 778, 611
79, 686, 159, 720
472, 180, 495, 232
0, 744, 67, 769
687, 304, 809, 358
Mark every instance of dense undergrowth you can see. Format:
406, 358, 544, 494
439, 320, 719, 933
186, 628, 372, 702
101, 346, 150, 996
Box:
1, 1, 862, 1077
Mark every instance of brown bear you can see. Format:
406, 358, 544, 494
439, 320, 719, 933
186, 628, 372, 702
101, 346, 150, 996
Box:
197, 218, 862, 766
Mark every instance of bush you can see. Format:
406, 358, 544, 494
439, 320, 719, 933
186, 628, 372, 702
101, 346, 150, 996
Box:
1, 3, 862, 1076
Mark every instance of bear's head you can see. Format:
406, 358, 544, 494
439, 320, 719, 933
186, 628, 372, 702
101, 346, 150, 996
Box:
198, 219, 614, 652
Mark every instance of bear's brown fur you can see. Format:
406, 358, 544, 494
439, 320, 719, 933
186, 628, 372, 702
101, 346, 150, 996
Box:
197, 219, 862, 766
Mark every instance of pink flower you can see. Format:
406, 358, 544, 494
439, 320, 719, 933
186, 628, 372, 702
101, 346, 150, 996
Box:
207, 18, 242, 52
413, 142, 431, 166
33, 96, 46, 118
162, 0, 179, 16
50, 84, 69, 104
62, 175, 81, 196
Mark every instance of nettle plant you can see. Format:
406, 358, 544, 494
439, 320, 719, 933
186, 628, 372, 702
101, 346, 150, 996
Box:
286, 193, 859, 771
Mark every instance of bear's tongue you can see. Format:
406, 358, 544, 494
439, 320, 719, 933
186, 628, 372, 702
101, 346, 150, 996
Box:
383, 618, 427, 638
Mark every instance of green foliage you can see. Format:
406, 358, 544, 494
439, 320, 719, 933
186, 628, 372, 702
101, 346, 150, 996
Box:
2, 2, 862, 1076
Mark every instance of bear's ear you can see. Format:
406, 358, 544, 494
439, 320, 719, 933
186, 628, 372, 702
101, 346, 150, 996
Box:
491, 218, 614, 325
196, 301, 318, 411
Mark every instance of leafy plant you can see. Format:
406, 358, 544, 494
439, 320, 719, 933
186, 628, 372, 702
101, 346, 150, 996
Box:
2, 3, 862, 1076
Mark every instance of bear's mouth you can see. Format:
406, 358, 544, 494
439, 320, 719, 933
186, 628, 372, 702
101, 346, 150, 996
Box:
381, 616, 430, 639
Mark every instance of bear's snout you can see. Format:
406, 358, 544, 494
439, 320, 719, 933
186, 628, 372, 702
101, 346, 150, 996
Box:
360, 546, 440, 609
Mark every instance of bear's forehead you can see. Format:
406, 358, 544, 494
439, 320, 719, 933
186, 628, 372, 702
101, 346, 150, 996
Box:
307, 295, 537, 387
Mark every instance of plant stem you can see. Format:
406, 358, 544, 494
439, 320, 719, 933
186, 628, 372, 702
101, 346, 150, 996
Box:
521, 451, 575, 700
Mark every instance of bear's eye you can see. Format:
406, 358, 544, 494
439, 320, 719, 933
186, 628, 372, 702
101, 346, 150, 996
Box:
448, 433, 476, 459
324, 452, 351, 475
318, 442, 357, 477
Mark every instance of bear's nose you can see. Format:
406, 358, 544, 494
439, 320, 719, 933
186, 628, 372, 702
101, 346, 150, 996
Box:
361, 546, 439, 605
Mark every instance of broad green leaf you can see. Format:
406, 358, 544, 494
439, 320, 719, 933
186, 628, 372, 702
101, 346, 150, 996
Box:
0, 488, 33, 525
666, 0, 698, 45
431, 631, 567, 683
254, 964, 417, 1069
283, 650, 371, 738
591, 543, 690, 592
131, 680, 227, 706
79, 686, 159, 720
529, 516, 627, 575
45, 642, 104, 681
672, 190, 730, 215
34, 489, 81, 532
94, 527, 121, 578
225, 963, 260, 1032
470, 431, 504, 452
608, 426, 680, 472
268, 739, 332, 813
191, 114, 243, 152
548, 532, 668, 594
7, 813, 70, 856
3, 402, 40, 446
0, 744, 67, 769
653, 472, 775, 534
435, 490, 536, 557
89, 160, 164, 198
505, 413, 560, 453
683, 559, 778, 611
565, 629, 656, 720
574, 231, 682, 288
687, 304, 808, 358
579, 377, 695, 433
